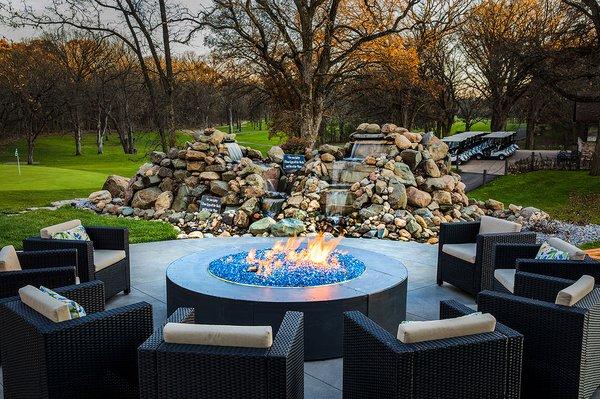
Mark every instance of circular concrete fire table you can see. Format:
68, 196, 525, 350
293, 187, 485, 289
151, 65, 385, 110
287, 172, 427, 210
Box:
166, 242, 408, 360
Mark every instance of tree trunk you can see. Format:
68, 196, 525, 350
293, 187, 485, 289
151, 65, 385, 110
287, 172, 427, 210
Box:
300, 96, 324, 148
525, 117, 536, 150
97, 108, 104, 155
74, 110, 82, 156
490, 107, 507, 131
27, 135, 35, 165
590, 137, 600, 176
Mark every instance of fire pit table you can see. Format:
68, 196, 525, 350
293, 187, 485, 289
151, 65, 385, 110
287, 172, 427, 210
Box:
166, 239, 407, 360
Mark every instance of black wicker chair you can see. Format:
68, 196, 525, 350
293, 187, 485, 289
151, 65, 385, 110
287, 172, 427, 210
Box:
343, 300, 524, 399
1, 249, 78, 299
492, 242, 599, 293
138, 308, 304, 399
0, 280, 153, 399
479, 272, 600, 399
24, 225, 131, 298
437, 219, 536, 295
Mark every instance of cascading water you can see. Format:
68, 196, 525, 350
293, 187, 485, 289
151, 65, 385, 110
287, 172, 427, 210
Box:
225, 142, 243, 162
349, 142, 389, 159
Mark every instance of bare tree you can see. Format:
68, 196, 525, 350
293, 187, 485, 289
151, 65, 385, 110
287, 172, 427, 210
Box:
4, 0, 189, 151
195, 0, 418, 147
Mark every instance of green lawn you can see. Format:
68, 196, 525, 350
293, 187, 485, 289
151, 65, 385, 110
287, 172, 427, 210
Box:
470, 171, 600, 225
0, 207, 177, 250
449, 119, 525, 135
216, 122, 285, 155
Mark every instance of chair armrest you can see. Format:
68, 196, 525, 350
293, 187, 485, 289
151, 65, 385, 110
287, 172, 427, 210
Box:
86, 226, 129, 250
266, 312, 304, 399
0, 267, 77, 299
517, 258, 600, 281
138, 307, 195, 399
23, 237, 95, 282
17, 249, 78, 269
514, 272, 576, 302
53, 280, 106, 313
477, 231, 537, 291
440, 299, 476, 319
493, 243, 541, 269
439, 221, 480, 245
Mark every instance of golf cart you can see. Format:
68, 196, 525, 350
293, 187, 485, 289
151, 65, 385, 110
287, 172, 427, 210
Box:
473, 131, 518, 160
443, 131, 488, 164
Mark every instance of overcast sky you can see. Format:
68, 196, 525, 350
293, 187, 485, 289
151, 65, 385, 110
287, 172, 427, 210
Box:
0, 0, 209, 55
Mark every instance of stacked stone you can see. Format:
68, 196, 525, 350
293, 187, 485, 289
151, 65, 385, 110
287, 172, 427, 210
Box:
84, 123, 551, 242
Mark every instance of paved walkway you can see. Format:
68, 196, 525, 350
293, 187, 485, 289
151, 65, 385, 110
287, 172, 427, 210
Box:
110, 237, 473, 398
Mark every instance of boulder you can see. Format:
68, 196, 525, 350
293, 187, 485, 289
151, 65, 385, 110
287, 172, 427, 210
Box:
234, 210, 250, 228
406, 186, 432, 208
210, 180, 229, 196
393, 162, 417, 186
185, 150, 206, 161
271, 218, 306, 236
154, 191, 173, 212
387, 177, 407, 209
365, 123, 381, 134
102, 175, 131, 201
359, 204, 384, 219
486, 199, 504, 211
210, 130, 226, 145
432, 190, 452, 206
89, 190, 112, 204
199, 171, 221, 181
320, 153, 335, 162
400, 149, 422, 169
268, 146, 285, 163
150, 151, 166, 164
356, 122, 369, 132
427, 135, 449, 161
172, 184, 190, 212
394, 134, 412, 150
190, 142, 210, 151
131, 187, 162, 209
249, 217, 276, 235
158, 166, 173, 178
424, 159, 441, 178
423, 175, 455, 192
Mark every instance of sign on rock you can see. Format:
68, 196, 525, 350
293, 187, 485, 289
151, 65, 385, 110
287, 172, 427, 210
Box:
283, 154, 305, 173
199, 195, 222, 214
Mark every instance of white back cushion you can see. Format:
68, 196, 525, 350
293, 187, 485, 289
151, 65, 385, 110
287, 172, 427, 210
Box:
548, 237, 586, 261
479, 215, 522, 235
397, 313, 496, 344
163, 323, 273, 348
40, 219, 82, 239
555, 275, 595, 307
0, 245, 21, 272
19, 285, 71, 322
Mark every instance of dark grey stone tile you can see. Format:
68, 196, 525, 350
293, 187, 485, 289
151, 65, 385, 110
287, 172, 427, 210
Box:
304, 374, 342, 399
407, 284, 474, 320
304, 358, 343, 390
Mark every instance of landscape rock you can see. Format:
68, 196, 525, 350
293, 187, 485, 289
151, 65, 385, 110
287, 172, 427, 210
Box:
271, 218, 306, 236
131, 187, 162, 209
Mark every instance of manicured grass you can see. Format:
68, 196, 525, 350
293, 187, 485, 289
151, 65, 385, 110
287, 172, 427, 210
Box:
449, 119, 525, 135
581, 241, 600, 250
470, 171, 600, 224
217, 122, 285, 155
0, 207, 177, 250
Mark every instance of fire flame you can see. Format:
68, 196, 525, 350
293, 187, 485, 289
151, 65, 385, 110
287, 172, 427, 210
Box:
246, 232, 343, 277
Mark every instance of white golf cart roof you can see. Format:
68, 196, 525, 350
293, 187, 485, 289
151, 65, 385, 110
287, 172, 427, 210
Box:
442, 131, 487, 142
482, 131, 516, 139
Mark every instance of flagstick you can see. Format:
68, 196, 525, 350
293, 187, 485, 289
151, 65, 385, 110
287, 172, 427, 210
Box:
15, 149, 21, 175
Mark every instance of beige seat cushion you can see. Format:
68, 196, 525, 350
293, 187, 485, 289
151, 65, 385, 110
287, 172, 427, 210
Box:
94, 249, 126, 272
0, 245, 21, 272
547, 237, 586, 261
442, 243, 477, 264
556, 275, 595, 307
19, 285, 71, 322
479, 215, 522, 235
397, 313, 496, 344
494, 269, 516, 293
163, 322, 273, 348
40, 219, 82, 239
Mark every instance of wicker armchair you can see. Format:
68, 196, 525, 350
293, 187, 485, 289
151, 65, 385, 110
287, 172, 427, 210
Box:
479, 272, 600, 399
24, 225, 131, 298
138, 308, 304, 399
0, 249, 77, 299
492, 242, 599, 293
0, 280, 153, 399
436, 219, 536, 295
343, 300, 523, 399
